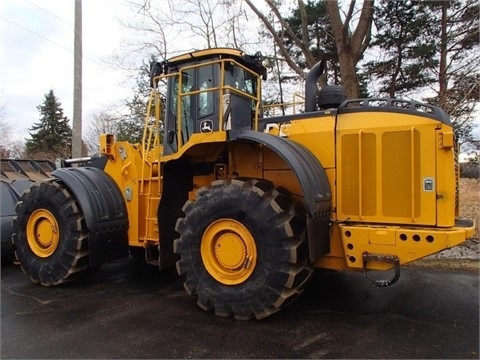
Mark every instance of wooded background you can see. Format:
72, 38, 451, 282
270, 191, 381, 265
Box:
1, 0, 478, 173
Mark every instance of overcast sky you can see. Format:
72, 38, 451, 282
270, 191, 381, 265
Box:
1, 0, 133, 141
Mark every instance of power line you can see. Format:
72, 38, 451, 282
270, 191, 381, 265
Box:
25, 0, 118, 54
0, 16, 107, 68
26, 0, 74, 28
0, 16, 73, 53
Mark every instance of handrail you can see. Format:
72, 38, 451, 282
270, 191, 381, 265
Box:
140, 89, 163, 195
262, 93, 305, 116
149, 58, 263, 145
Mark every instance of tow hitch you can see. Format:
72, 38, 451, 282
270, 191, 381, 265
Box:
363, 252, 401, 287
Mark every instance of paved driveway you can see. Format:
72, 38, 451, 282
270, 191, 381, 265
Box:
1, 259, 478, 359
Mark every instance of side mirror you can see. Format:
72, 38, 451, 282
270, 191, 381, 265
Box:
150, 62, 163, 88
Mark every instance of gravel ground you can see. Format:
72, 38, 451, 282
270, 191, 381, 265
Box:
429, 238, 480, 260
411, 237, 480, 271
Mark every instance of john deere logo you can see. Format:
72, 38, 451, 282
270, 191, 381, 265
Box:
200, 120, 213, 133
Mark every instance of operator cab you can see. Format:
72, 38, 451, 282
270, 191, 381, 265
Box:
150, 48, 266, 155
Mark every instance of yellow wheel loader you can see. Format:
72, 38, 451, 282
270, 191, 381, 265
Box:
7, 48, 475, 319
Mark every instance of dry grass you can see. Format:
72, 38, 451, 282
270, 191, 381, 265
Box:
410, 178, 479, 269
459, 178, 480, 238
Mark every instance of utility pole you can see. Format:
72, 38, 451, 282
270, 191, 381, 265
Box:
72, 0, 82, 158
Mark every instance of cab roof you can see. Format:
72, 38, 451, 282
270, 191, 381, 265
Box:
167, 48, 246, 64
164, 47, 267, 79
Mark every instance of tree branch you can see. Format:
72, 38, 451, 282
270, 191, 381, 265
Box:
244, 0, 306, 76
351, 0, 374, 61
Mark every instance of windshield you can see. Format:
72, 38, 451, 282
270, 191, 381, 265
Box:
224, 62, 257, 97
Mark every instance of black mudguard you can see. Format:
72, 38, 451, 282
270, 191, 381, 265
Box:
230, 130, 332, 261
158, 159, 193, 269
1, 181, 20, 263
52, 167, 129, 267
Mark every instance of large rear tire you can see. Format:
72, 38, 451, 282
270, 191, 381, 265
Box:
12, 181, 90, 286
174, 178, 313, 320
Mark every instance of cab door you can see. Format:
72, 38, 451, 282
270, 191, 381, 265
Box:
163, 62, 218, 155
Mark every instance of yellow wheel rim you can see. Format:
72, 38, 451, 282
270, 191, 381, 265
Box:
26, 209, 60, 258
201, 219, 257, 285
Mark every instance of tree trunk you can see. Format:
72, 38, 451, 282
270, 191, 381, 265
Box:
438, 1, 448, 109
325, 0, 374, 99
339, 52, 360, 99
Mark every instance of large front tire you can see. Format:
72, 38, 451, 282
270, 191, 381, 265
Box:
12, 181, 90, 286
174, 178, 313, 320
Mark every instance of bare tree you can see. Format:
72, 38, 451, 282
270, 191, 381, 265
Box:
118, 0, 253, 63
84, 110, 121, 154
174, 0, 225, 48
244, 0, 313, 78
119, 0, 171, 64
0, 104, 25, 158
222, 0, 251, 49
0, 104, 11, 156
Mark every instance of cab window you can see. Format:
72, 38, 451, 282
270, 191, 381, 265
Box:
224, 62, 257, 97
198, 65, 214, 118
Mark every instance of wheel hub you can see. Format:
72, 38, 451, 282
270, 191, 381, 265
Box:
201, 219, 257, 285
27, 209, 60, 258
214, 232, 247, 270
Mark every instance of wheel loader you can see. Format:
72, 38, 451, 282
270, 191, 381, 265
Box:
4, 48, 475, 319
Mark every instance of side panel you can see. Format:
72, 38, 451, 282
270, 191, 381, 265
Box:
336, 112, 438, 226
279, 112, 337, 220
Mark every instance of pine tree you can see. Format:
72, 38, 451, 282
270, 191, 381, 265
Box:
25, 90, 72, 159
282, 0, 340, 82
422, 0, 479, 150
363, 1, 438, 97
